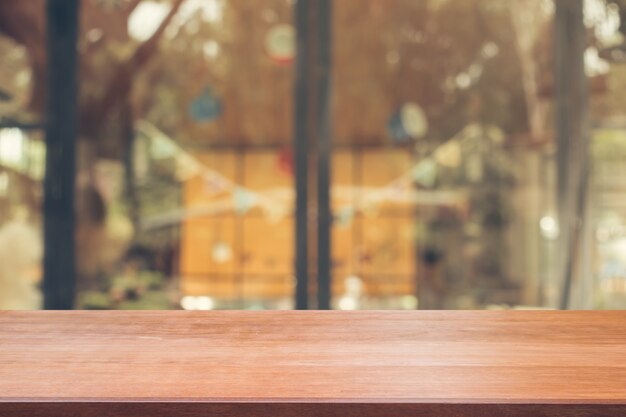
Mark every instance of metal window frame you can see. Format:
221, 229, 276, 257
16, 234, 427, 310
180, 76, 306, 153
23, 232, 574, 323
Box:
294, 0, 333, 310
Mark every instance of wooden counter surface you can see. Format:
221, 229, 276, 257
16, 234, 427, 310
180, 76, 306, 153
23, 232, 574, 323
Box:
1, 311, 625, 416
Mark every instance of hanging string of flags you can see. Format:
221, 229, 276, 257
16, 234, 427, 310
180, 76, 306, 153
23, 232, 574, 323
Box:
140, 156, 462, 231
139, 121, 501, 231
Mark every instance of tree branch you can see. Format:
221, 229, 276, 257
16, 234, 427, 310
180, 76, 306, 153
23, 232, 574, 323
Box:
82, 0, 187, 136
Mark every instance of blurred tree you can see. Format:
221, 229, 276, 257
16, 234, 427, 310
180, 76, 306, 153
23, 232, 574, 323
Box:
0, 0, 557, 152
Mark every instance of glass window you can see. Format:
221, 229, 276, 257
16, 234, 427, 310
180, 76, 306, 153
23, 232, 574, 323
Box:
0, 0, 45, 310
2, 0, 622, 310
332, 0, 556, 309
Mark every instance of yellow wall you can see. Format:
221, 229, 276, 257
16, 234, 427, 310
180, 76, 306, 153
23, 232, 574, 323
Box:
180, 150, 416, 301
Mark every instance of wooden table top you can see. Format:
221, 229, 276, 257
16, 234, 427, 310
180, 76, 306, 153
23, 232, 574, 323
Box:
1, 311, 625, 417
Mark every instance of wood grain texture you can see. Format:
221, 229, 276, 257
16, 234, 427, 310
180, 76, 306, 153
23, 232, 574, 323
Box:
1, 311, 625, 417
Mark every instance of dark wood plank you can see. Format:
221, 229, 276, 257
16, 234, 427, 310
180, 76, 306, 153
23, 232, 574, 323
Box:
1, 311, 625, 417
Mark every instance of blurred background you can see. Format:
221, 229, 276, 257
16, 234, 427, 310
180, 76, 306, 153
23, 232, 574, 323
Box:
0, 0, 624, 310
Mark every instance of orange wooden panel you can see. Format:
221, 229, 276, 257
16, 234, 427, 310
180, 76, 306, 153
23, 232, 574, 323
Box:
358, 217, 416, 277
241, 274, 294, 300
361, 150, 414, 215
242, 217, 293, 276
243, 151, 292, 191
180, 217, 236, 276
331, 220, 354, 284
180, 275, 237, 299
184, 152, 237, 207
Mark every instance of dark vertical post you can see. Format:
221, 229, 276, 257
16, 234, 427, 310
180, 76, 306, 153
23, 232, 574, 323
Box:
294, 0, 310, 310
43, 0, 80, 309
554, 0, 589, 310
316, 0, 332, 310
294, 0, 333, 310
